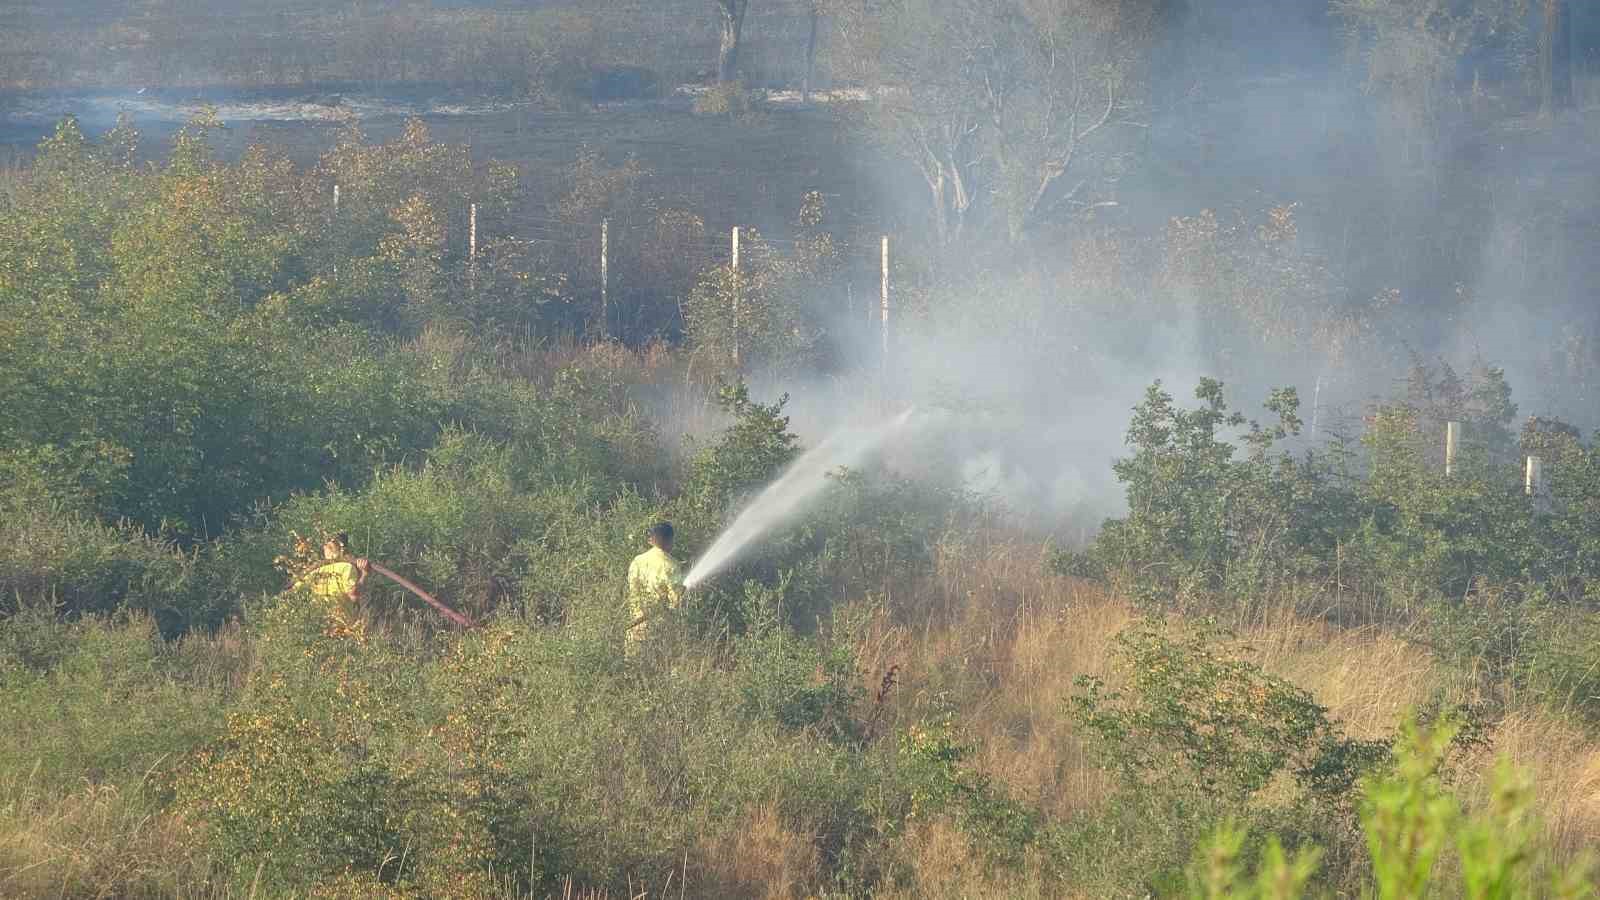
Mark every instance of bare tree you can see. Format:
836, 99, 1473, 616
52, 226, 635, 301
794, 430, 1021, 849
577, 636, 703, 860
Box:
1540, 0, 1573, 115
717, 0, 750, 83
828, 0, 1162, 244
803, 0, 822, 103
990, 1, 1164, 240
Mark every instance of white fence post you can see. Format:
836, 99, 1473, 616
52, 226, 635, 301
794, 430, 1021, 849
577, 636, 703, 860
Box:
880, 235, 889, 369
599, 218, 609, 338
1445, 421, 1460, 476
731, 226, 741, 369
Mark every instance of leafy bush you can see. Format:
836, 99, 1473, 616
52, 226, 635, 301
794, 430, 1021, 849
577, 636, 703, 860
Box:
1190, 720, 1596, 899
1073, 621, 1390, 808
172, 599, 426, 893
1069, 619, 1393, 892
0, 506, 204, 628
1426, 595, 1600, 725
1096, 378, 1323, 608
681, 221, 836, 379
0, 459, 207, 627
736, 626, 861, 738
169, 591, 890, 896
1095, 371, 1600, 621
0, 610, 224, 794
891, 716, 1045, 870
0, 116, 542, 537
680, 382, 800, 522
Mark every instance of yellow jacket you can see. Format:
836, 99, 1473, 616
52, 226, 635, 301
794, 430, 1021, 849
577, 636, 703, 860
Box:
626, 547, 683, 638
289, 560, 365, 638
298, 561, 359, 600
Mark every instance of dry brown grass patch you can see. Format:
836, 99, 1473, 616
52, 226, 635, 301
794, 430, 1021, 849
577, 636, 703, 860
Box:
693, 805, 821, 900
1249, 621, 1450, 739
872, 818, 1064, 900
1471, 709, 1600, 864
0, 777, 212, 899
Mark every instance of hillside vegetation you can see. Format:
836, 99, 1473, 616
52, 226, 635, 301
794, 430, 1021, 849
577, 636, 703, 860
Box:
4, 113, 1600, 898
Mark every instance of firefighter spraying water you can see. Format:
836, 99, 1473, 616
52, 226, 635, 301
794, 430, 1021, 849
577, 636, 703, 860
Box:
625, 522, 685, 652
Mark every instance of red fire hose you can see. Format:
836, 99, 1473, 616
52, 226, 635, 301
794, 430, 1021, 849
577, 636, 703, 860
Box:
302, 556, 478, 629
365, 560, 478, 629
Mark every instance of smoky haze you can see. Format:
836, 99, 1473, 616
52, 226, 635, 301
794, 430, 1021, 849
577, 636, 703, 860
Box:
6, 1, 1598, 537
696, 0, 1600, 539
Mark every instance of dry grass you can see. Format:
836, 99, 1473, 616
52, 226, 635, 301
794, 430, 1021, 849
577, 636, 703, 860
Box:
872, 819, 1061, 900
860, 537, 1600, 892
1472, 710, 1600, 861
0, 773, 220, 899
694, 806, 820, 900
1249, 620, 1455, 739
9, 533, 1600, 896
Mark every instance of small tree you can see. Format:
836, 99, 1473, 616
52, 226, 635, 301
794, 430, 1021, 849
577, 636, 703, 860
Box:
716, 0, 751, 83
1098, 378, 1312, 607
681, 209, 836, 379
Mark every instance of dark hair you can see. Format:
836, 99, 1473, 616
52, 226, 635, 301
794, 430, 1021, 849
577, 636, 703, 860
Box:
647, 522, 673, 542
331, 531, 350, 547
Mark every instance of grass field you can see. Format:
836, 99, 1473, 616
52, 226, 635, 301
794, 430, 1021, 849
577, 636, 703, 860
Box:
5, 537, 1598, 897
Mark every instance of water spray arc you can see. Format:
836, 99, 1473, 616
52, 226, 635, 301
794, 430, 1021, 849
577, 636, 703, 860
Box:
683, 408, 919, 589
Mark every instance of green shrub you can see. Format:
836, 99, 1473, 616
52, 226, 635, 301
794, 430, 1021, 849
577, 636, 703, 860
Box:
1426, 594, 1600, 724
0, 440, 132, 516
736, 626, 861, 738
1073, 621, 1390, 806
0, 116, 544, 539
890, 715, 1044, 870
1355, 400, 1537, 601
1097, 378, 1316, 609
0, 485, 206, 629
680, 225, 834, 380
1094, 372, 1600, 618
172, 599, 424, 893
0, 610, 225, 794
1191, 720, 1597, 899
217, 427, 660, 629
1071, 619, 1392, 891
679, 382, 799, 519
170, 588, 890, 895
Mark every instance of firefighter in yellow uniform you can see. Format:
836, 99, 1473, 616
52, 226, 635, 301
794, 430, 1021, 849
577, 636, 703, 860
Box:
293, 532, 370, 627
626, 522, 684, 652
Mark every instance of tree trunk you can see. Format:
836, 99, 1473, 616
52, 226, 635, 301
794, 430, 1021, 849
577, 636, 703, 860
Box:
718, 0, 749, 84
1542, 0, 1574, 116
803, 5, 820, 104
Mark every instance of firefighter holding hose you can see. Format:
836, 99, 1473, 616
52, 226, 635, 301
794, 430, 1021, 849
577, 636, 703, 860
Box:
279, 528, 476, 632
626, 522, 685, 652
292, 531, 370, 622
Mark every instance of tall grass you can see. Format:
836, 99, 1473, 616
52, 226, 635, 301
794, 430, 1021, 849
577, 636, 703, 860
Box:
4, 534, 1599, 897
0, 769, 224, 899
847, 536, 1600, 897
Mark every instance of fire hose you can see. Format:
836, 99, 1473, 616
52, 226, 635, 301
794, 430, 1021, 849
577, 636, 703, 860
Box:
365, 560, 478, 629
306, 556, 478, 629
